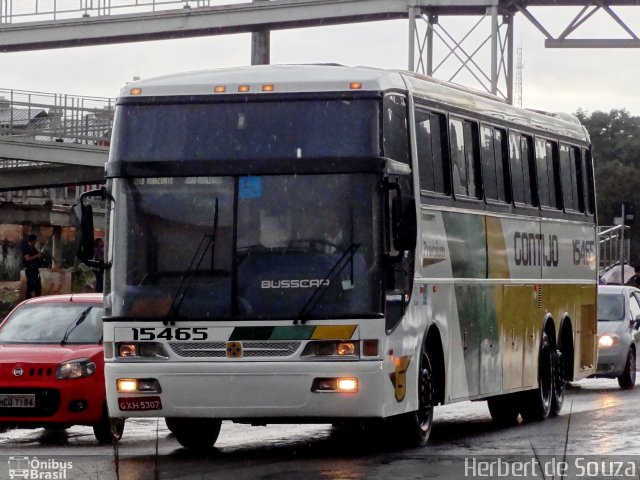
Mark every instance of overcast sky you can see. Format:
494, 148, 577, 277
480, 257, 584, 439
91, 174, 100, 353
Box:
1, 6, 639, 115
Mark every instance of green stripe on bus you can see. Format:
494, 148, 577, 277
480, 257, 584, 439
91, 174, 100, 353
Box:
269, 326, 315, 340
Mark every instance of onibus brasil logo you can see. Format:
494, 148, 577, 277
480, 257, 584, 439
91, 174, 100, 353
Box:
8, 456, 73, 479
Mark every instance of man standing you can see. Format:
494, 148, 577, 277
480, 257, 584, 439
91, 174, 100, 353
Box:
22, 234, 43, 298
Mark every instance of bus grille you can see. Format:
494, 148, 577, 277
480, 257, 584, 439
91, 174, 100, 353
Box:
169, 341, 301, 358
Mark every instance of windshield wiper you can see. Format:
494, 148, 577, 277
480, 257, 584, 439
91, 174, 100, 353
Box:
61, 306, 93, 345
295, 243, 360, 325
167, 197, 219, 320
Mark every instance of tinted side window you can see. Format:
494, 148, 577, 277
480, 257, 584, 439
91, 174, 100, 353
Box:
510, 132, 536, 206
383, 95, 410, 164
560, 144, 582, 212
521, 135, 536, 206
583, 149, 596, 215
416, 110, 450, 195
481, 126, 509, 203
450, 118, 481, 199
536, 138, 560, 209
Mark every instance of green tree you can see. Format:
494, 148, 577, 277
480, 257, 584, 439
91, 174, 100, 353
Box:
578, 109, 640, 265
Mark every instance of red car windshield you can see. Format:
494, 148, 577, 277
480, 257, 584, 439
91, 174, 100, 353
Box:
0, 303, 103, 344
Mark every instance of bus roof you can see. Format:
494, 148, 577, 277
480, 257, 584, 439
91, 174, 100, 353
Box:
120, 64, 588, 143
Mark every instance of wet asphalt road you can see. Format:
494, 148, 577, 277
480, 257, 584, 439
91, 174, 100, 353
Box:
1, 379, 638, 480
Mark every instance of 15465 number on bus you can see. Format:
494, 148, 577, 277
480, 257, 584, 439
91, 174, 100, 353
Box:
131, 327, 208, 341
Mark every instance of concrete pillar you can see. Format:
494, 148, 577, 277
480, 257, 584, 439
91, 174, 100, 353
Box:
51, 226, 63, 269
251, 0, 270, 65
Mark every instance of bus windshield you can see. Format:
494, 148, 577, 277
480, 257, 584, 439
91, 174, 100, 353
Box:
111, 99, 380, 162
109, 174, 383, 320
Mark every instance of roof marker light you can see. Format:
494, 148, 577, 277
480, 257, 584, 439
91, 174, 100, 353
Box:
214, 85, 226, 93
130, 88, 143, 95
349, 82, 362, 90
238, 85, 251, 93
262, 84, 275, 92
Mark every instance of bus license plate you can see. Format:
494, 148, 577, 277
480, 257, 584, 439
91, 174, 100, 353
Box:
0, 394, 35, 408
118, 396, 162, 412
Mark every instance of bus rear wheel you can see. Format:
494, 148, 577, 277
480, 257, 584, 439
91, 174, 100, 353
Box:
168, 418, 222, 451
521, 333, 553, 422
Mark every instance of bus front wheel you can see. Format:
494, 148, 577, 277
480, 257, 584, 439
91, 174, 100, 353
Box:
390, 344, 434, 447
168, 418, 222, 451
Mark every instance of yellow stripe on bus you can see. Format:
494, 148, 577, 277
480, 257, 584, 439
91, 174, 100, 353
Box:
311, 325, 357, 340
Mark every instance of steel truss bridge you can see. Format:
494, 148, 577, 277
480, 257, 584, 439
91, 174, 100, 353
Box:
0, 0, 638, 224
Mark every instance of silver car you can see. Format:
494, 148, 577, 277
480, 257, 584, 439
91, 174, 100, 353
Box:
594, 285, 640, 388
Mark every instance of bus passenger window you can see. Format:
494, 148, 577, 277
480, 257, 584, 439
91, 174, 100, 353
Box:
583, 149, 596, 215
480, 126, 509, 203
521, 135, 537, 206
560, 144, 581, 212
450, 118, 480, 199
416, 110, 449, 195
536, 138, 561, 209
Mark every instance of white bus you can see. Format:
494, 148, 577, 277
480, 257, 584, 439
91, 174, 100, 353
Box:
78, 65, 597, 449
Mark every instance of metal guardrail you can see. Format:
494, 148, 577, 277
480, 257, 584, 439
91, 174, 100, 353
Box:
0, 87, 115, 146
598, 224, 630, 272
0, 0, 225, 23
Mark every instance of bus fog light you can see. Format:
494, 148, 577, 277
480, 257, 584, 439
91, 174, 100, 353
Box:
312, 377, 358, 392
117, 379, 138, 393
137, 379, 162, 393
314, 378, 337, 391
337, 378, 358, 392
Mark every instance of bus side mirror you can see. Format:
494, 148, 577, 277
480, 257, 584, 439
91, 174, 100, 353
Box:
391, 195, 417, 252
74, 203, 95, 263
74, 187, 109, 263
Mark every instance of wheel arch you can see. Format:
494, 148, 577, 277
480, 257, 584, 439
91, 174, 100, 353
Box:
424, 325, 445, 406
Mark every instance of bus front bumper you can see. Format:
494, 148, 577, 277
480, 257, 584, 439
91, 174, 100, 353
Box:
105, 360, 386, 420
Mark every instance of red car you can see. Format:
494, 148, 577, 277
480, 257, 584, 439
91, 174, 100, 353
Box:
0, 293, 124, 443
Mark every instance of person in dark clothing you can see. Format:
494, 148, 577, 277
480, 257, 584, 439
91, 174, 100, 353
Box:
22, 234, 43, 299
93, 237, 105, 293
625, 265, 640, 288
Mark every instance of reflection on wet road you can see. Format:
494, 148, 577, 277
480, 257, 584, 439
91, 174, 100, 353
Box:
1, 379, 638, 479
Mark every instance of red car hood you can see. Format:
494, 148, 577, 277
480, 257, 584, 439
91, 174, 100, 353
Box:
0, 343, 102, 365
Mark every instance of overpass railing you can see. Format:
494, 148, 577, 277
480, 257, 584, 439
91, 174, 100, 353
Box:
0, 0, 219, 23
598, 224, 630, 272
0, 87, 115, 145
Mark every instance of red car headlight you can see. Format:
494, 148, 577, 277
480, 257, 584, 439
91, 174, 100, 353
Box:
55, 359, 97, 380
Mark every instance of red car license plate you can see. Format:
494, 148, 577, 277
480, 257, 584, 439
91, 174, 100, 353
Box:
118, 396, 162, 412
0, 394, 35, 408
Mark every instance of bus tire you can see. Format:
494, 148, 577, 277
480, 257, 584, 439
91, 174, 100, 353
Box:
390, 344, 434, 447
521, 332, 553, 422
617, 348, 636, 390
550, 349, 565, 416
487, 394, 520, 426
93, 409, 125, 444
169, 418, 222, 451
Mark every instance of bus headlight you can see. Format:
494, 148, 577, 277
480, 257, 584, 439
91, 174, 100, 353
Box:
302, 341, 359, 358
117, 342, 168, 359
